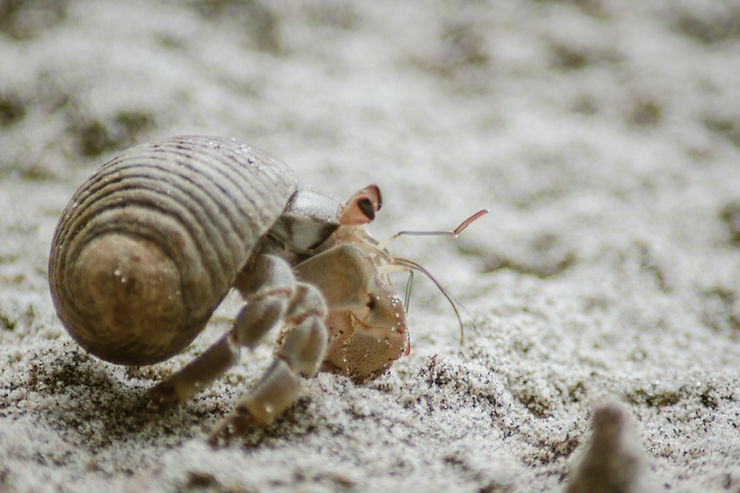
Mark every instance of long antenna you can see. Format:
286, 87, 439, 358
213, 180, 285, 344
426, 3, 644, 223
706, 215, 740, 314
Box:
377, 209, 488, 250
392, 257, 467, 345
394, 209, 488, 238
374, 208, 488, 345
403, 270, 414, 313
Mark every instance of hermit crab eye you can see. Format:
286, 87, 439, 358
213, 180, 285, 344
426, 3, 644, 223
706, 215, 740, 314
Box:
338, 184, 382, 225
357, 198, 376, 221
366, 295, 377, 310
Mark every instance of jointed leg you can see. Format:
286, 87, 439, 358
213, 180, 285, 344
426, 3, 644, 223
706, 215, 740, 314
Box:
149, 255, 326, 416
208, 282, 328, 444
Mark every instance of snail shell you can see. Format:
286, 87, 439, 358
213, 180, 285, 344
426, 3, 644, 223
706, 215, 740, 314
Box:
49, 136, 297, 365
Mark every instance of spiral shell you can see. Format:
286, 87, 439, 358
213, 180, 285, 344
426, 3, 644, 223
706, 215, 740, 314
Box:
49, 136, 297, 365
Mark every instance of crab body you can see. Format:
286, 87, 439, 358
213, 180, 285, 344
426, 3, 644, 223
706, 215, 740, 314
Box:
48, 135, 409, 442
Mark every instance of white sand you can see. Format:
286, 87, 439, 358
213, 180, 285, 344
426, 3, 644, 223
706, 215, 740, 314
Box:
1, 1, 739, 491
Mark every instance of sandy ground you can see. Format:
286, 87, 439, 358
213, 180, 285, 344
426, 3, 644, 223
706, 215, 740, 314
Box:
1, 1, 739, 492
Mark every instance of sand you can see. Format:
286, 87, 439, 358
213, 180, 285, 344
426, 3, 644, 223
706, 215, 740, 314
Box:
1, 1, 739, 492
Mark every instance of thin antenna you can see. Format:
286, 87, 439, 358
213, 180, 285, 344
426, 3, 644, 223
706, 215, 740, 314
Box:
372, 208, 488, 345
377, 209, 488, 250
392, 257, 467, 345
403, 270, 414, 313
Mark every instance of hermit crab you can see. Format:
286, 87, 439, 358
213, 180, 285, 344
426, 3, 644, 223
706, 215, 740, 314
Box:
48, 135, 485, 444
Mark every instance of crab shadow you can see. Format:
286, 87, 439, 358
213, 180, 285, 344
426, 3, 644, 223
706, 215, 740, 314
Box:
28, 346, 324, 451
28, 347, 220, 449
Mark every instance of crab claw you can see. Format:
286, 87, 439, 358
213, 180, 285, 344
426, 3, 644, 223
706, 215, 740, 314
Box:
321, 309, 409, 381
295, 243, 409, 381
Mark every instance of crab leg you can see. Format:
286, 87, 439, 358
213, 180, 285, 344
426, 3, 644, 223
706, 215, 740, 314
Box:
209, 281, 328, 444
149, 254, 324, 410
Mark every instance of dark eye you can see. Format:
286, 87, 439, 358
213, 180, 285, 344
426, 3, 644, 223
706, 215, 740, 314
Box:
357, 198, 376, 221
366, 295, 376, 310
